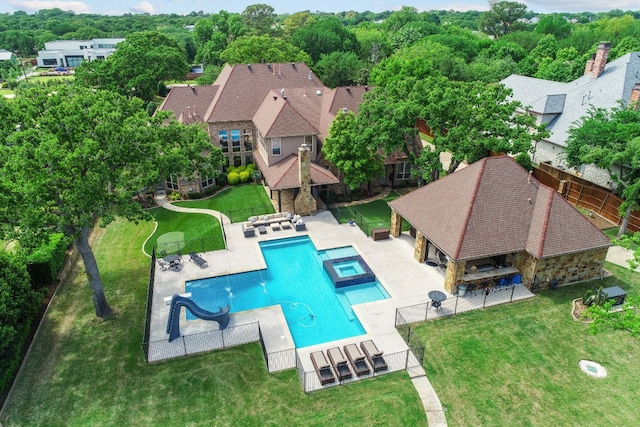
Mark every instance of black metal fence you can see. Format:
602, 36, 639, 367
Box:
395, 284, 527, 327
143, 321, 261, 363
296, 346, 425, 393
142, 248, 156, 362
328, 206, 382, 236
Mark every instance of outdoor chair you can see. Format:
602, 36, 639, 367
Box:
189, 252, 208, 269
310, 351, 336, 385
510, 274, 522, 285
360, 340, 388, 373
157, 258, 169, 271
344, 343, 371, 377
327, 347, 353, 381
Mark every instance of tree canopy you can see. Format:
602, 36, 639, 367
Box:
74, 31, 189, 102
566, 103, 640, 237
291, 17, 359, 64
220, 35, 311, 64
479, 1, 528, 38
0, 86, 223, 317
323, 110, 384, 191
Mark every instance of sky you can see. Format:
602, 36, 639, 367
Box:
0, 0, 638, 16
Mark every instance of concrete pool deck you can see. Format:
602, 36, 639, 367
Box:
149, 200, 535, 426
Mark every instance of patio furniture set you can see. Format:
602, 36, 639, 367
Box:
157, 251, 208, 271
242, 213, 306, 237
310, 340, 388, 385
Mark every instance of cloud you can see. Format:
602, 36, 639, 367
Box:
131, 1, 154, 13
10, 0, 90, 13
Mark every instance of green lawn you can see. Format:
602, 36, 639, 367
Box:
142, 207, 224, 256
0, 217, 425, 426
409, 262, 640, 426
335, 191, 412, 235
176, 183, 275, 222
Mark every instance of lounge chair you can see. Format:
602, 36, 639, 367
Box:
360, 340, 388, 372
310, 351, 336, 385
189, 252, 208, 269
327, 347, 353, 381
343, 343, 370, 376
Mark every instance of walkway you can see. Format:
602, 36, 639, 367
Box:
154, 190, 231, 224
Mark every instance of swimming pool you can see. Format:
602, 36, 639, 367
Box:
185, 236, 389, 347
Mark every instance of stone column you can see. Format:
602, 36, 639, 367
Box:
445, 260, 465, 294
390, 210, 402, 237
294, 144, 316, 216
414, 231, 427, 263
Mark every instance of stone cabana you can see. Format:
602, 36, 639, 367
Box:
389, 156, 611, 293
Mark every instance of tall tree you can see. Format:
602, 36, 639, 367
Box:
565, 104, 640, 237
0, 86, 223, 318
74, 31, 188, 102
220, 35, 311, 64
323, 110, 384, 192
291, 17, 359, 64
314, 52, 364, 88
241, 4, 277, 36
479, 1, 528, 38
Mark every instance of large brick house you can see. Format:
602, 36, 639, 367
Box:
501, 43, 640, 188
159, 62, 400, 213
389, 156, 611, 293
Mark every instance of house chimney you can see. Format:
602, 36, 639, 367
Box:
590, 42, 611, 79
630, 83, 640, 109
584, 54, 595, 76
294, 144, 316, 216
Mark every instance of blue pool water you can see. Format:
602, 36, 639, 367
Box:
334, 260, 365, 277
185, 236, 389, 347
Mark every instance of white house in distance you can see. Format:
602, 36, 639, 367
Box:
36, 38, 125, 68
501, 43, 640, 188
0, 49, 18, 65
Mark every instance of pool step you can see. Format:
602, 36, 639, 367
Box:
336, 292, 355, 321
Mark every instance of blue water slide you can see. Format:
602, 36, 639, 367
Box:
166, 295, 230, 342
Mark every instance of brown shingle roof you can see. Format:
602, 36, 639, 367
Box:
254, 153, 339, 190
204, 62, 323, 123
253, 90, 320, 137
157, 85, 218, 124
389, 156, 610, 261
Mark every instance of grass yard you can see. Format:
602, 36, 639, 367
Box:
410, 262, 640, 426
142, 207, 224, 256
176, 183, 275, 222
0, 218, 425, 426
335, 191, 412, 235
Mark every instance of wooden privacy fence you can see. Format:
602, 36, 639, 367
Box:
533, 165, 640, 233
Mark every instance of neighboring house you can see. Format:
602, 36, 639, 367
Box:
501, 43, 640, 188
36, 39, 124, 68
0, 49, 18, 65
158, 62, 396, 214
389, 156, 611, 294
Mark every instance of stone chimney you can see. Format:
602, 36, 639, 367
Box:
630, 83, 640, 110
589, 42, 611, 79
294, 144, 316, 216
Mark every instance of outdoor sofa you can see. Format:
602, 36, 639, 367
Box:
242, 212, 303, 236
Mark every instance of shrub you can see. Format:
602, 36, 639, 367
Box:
515, 152, 533, 172
227, 171, 240, 185
236, 165, 246, 173
188, 191, 201, 199
217, 173, 228, 187
24, 233, 70, 287
226, 166, 237, 174
245, 163, 256, 171
583, 286, 608, 307
0, 251, 42, 395
239, 170, 251, 183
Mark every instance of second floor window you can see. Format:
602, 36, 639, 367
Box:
231, 130, 241, 152
218, 130, 228, 152
271, 137, 281, 156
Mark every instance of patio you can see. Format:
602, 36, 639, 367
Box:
148, 210, 535, 371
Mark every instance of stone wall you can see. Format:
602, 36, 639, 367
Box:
444, 259, 465, 294
519, 247, 608, 290
207, 121, 255, 167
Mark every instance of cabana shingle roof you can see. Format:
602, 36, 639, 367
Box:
389, 156, 611, 261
